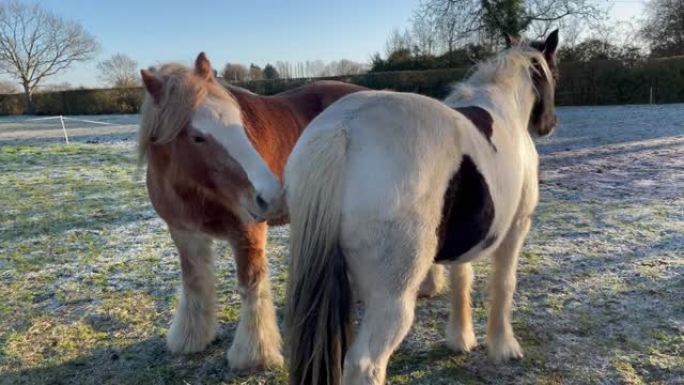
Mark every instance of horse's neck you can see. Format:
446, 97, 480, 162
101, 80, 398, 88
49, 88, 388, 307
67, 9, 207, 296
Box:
448, 79, 535, 131
229, 88, 305, 178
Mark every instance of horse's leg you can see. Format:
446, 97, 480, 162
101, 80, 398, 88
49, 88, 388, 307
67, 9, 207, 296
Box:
487, 216, 530, 362
343, 294, 417, 385
226, 221, 283, 370
342, 222, 435, 385
166, 227, 217, 353
417, 264, 446, 297
446, 262, 477, 353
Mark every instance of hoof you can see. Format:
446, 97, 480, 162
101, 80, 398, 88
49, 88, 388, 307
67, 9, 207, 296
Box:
227, 279, 283, 371
227, 341, 284, 371
487, 335, 523, 363
166, 319, 216, 354
446, 328, 477, 353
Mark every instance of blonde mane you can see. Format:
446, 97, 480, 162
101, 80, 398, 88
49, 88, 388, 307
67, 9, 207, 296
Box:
137, 63, 238, 163
444, 45, 552, 106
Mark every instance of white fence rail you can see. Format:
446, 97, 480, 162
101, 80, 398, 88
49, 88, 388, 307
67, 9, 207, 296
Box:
0, 115, 136, 144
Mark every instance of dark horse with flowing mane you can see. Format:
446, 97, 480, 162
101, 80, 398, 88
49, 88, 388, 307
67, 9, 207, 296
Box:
137, 53, 365, 370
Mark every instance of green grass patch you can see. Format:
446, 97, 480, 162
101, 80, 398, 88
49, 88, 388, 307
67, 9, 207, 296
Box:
1, 135, 682, 384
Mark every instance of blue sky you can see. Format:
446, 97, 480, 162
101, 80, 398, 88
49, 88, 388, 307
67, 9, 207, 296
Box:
3, 0, 645, 88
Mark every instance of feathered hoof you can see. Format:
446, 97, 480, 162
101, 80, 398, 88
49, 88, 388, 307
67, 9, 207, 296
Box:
166, 319, 216, 354
487, 334, 524, 363
226, 341, 284, 371
446, 328, 477, 353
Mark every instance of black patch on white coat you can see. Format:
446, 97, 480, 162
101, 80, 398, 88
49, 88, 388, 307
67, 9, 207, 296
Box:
454, 106, 497, 151
435, 155, 495, 262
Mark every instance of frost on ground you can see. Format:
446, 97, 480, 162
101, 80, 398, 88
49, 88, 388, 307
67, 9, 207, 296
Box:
0, 105, 682, 385
0, 114, 139, 145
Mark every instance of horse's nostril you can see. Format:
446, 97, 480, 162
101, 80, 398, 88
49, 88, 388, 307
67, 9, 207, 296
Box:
256, 194, 268, 211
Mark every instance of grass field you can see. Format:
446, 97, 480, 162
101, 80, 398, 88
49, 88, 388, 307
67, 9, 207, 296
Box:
0, 105, 683, 385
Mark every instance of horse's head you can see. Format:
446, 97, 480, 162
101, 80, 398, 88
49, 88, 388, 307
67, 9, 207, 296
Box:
508, 29, 559, 136
528, 30, 559, 136
138, 53, 283, 223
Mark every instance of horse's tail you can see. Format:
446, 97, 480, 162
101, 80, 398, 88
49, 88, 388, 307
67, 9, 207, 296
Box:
286, 127, 351, 385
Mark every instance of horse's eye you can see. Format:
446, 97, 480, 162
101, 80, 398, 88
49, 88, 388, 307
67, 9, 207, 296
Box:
193, 136, 205, 143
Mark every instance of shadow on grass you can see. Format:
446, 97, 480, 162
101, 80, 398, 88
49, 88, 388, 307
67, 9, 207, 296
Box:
0, 326, 286, 385
512, 237, 684, 383
387, 344, 483, 385
1, 337, 190, 385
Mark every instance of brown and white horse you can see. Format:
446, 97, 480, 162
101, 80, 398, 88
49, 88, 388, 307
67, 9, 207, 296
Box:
284, 31, 559, 385
137, 53, 365, 370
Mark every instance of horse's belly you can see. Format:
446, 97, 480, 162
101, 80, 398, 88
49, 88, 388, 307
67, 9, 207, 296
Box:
433, 137, 535, 263
433, 154, 496, 263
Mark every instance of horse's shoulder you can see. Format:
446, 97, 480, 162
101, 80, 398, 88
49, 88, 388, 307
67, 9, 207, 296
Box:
452, 105, 497, 151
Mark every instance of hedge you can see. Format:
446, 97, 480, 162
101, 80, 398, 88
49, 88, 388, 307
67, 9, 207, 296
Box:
556, 56, 684, 105
0, 87, 143, 116
1, 56, 682, 116
235, 56, 684, 105
231, 67, 470, 100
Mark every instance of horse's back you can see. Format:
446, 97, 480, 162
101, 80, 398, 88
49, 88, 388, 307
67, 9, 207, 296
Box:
289, 91, 463, 243
288, 89, 533, 263
276, 80, 366, 99
273, 80, 366, 122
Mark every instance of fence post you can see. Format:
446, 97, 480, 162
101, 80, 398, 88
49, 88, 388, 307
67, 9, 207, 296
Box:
649, 86, 654, 105
59, 115, 69, 144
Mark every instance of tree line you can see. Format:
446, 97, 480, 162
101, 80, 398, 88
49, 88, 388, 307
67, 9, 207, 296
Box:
221, 59, 368, 82
371, 0, 684, 72
0, 1, 369, 111
1, 0, 682, 113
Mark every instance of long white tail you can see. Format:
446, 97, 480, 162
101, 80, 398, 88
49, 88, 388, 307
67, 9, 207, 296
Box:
285, 127, 351, 385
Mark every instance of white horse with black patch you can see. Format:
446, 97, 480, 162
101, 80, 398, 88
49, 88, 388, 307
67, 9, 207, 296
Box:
284, 31, 559, 385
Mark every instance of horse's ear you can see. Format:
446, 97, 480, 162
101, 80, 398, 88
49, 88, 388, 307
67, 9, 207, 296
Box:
504, 32, 521, 47
543, 29, 559, 57
195, 52, 214, 81
141, 69, 162, 104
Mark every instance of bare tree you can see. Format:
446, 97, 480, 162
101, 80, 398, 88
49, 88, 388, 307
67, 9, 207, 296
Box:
320, 59, 368, 76
304, 60, 325, 78
642, 0, 684, 56
414, 0, 605, 54
248, 64, 263, 80
384, 28, 413, 57
97, 54, 139, 88
523, 0, 605, 38
0, 79, 17, 93
275, 61, 292, 79
268, 60, 334, 79
412, 12, 440, 55
222, 63, 248, 81
415, 0, 484, 56
0, 1, 99, 112
336, 59, 368, 75
293, 61, 304, 78
530, 13, 585, 46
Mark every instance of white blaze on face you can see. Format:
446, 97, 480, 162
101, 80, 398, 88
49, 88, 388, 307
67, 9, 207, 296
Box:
191, 96, 282, 211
